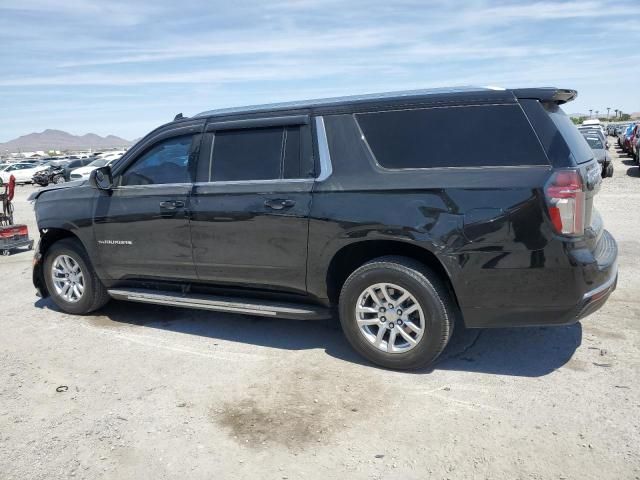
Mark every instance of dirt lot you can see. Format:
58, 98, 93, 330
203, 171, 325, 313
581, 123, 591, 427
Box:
1, 144, 639, 480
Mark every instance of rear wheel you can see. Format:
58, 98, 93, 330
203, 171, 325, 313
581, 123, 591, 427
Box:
43, 238, 109, 314
52, 174, 65, 184
339, 256, 456, 370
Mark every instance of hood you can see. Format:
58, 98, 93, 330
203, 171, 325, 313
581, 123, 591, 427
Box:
28, 180, 87, 201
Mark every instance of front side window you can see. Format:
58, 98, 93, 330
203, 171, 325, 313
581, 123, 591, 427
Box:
121, 135, 193, 186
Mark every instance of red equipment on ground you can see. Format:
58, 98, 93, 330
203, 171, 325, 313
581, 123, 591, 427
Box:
0, 174, 34, 255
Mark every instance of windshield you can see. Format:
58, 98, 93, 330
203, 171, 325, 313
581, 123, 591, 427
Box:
88, 159, 108, 167
544, 103, 594, 164
585, 137, 603, 149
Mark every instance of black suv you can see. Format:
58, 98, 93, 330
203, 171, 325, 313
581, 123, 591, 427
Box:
30, 87, 618, 369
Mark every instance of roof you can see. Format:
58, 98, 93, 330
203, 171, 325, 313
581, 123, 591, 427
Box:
194, 86, 576, 119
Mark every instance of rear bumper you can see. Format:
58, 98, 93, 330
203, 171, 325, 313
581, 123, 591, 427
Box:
574, 270, 617, 320
461, 229, 618, 328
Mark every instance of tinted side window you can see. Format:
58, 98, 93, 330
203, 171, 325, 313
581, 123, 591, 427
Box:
121, 135, 193, 186
200, 124, 313, 182
544, 104, 594, 164
356, 105, 548, 168
212, 127, 282, 181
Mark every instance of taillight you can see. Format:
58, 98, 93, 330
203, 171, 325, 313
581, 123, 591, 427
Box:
545, 169, 585, 236
0, 225, 28, 238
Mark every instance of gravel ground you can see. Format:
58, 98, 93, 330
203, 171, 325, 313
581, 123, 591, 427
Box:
1, 144, 639, 480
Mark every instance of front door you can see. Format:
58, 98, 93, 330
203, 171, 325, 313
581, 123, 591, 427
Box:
189, 121, 315, 294
93, 132, 201, 282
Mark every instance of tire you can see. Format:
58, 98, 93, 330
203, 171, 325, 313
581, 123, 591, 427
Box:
52, 175, 65, 184
338, 256, 456, 370
43, 238, 110, 314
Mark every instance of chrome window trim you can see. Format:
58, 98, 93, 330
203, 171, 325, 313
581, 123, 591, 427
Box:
194, 178, 313, 187
112, 182, 192, 191
194, 116, 333, 186
314, 116, 333, 182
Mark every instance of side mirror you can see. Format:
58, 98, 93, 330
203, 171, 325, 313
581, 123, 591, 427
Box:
89, 166, 113, 190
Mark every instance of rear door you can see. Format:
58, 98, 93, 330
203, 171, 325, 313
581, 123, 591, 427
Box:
189, 116, 314, 294
93, 125, 203, 281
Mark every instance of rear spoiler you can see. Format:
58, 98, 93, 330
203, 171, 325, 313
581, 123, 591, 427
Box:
512, 88, 577, 105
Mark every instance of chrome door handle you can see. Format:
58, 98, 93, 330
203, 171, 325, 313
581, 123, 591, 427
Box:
264, 199, 295, 210
159, 200, 185, 210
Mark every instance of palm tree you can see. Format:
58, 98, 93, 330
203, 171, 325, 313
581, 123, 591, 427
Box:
607, 107, 610, 120
589, 109, 593, 119
614, 109, 619, 119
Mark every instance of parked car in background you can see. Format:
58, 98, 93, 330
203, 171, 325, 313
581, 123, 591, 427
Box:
623, 124, 640, 154
69, 155, 120, 181
579, 127, 608, 149
32, 164, 66, 186
63, 158, 95, 181
581, 119, 606, 137
614, 124, 629, 138
0, 162, 41, 184
582, 135, 613, 177
629, 125, 640, 160
619, 124, 634, 149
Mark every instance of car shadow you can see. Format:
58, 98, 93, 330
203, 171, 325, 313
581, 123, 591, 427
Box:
34, 298, 581, 377
626, 166, 640, 178
620, 158, 636, 166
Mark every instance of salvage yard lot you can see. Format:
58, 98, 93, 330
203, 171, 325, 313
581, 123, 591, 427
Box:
1, 146, 639, 479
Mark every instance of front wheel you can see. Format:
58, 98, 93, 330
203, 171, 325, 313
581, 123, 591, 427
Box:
52, 175, 65, 184
43, 238, 110, 314
339, 256, 456, 370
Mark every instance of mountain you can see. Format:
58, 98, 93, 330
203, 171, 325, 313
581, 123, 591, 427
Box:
0, 129, 132, 152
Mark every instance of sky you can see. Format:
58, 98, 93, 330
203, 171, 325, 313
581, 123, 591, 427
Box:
1, 0, 640, 142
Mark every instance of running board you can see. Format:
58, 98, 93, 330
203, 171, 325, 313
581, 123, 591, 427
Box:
107, 288, 331, 320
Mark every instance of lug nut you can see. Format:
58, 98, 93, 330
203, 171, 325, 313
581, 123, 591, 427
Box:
388, 304, 394, 309
397, 320, 403, 326
379, 307, 386, 313
397, 309, 403, 316
389, 323, 395, 329
380, 316, 386, 322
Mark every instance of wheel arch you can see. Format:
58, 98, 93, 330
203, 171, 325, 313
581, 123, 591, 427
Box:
325, 239, 460, 314
34, 228, 85, 298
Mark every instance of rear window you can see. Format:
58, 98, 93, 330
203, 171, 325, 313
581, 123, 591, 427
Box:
544, 103, 594, 164
355, 104, 548, 169
584, 136, 603, 149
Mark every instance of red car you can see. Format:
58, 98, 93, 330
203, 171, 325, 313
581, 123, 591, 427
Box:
623, 123, 640, 154
629, 124, 640, 158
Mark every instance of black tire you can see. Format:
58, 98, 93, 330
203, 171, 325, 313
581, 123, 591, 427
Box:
43, 238, 110, 314
339, 256, 456, 370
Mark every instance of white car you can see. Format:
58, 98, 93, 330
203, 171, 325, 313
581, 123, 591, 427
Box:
0, 162, 42, 184
69, 155, 120, 181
